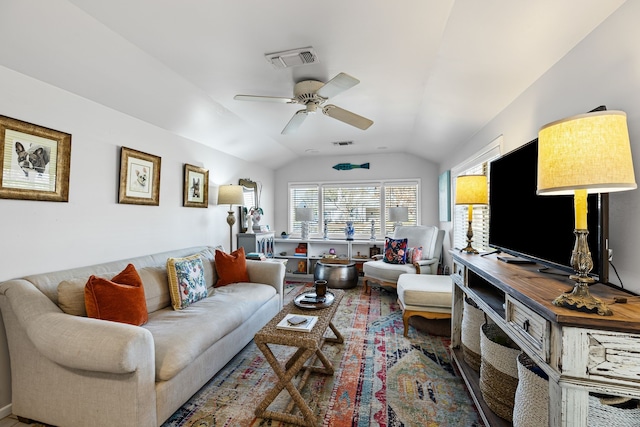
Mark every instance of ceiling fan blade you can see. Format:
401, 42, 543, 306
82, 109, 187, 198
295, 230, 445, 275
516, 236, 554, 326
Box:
234, 94, 296, 103
322, 105, 373, 130
282, 110, 308, 134
316, 72, 360, 99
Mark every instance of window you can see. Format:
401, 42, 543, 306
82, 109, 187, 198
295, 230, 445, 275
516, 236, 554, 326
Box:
288, 180, 419, 239
451, 136, 502, 253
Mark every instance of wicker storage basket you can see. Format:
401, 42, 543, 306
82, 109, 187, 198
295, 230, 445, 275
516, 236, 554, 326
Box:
588, 394, 640, 426
480, 322, 520, 421
461, 297, 484, 371
513, 352, 549, 427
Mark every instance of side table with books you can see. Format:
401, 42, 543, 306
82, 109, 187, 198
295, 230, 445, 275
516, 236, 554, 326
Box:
254, 288, 344, 426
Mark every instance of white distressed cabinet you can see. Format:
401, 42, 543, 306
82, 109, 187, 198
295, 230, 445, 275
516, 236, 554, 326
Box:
451, 251, 640, 427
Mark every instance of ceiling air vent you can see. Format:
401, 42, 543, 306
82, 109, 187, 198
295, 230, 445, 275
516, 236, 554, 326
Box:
265, 47, 318, 69
332, 141, 354, 146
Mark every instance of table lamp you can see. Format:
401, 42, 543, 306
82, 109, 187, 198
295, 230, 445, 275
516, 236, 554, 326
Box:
389, 206, 408, 231
455, 175, 488, 254
218, 184, 245, 251
295, 207, 314, 240
537, 110, 636, 315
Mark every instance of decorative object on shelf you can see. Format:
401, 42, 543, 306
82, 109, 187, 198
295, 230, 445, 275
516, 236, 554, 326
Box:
323, 218, 329, 239
344, 220, 355, 241
455, 175, 488, 254
389, 205, 408, 232
332, 162, 370, 171
280, 231, 289, 239
245, 209, 254, 234
369, 219, 376, 241
0, 115, 72, 202
295, 206, 314, 240
183, 164, 209, 208
118, 146, 161, 206
217, 184, 244, 251
250, 207, 263, 232
537, 109, 636, 316
439, 170, 451, 221
369, 245, 380, 258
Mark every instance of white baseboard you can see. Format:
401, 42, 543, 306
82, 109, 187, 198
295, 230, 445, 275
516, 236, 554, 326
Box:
0, 403, 12, 420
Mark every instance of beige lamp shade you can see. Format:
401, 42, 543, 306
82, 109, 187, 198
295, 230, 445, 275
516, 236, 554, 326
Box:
217, 184, 244, 206
537, 110, 637, 195
295, 207, 314, 222
389, 206, 409, 222
455, 175, 488, 205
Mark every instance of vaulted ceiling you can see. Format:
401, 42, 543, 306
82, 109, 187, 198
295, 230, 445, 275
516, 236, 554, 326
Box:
0, 0, 628, 168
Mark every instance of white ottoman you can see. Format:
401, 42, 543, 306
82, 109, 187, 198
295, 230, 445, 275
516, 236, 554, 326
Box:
397, 273, 453, 337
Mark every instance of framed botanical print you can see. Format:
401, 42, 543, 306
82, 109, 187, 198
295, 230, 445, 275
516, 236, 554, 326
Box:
118, 146, 161, 205
0, 115, 71, 202
183, 164, 209, 208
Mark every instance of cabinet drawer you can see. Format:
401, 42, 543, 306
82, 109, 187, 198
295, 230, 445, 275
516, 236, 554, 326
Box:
586, 330, 640, 385
506, 295, 550, 361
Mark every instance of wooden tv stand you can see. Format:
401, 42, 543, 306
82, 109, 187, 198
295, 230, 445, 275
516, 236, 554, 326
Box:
451, 251, 640, 427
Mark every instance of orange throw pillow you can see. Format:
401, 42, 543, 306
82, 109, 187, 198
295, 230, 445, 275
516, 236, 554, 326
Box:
84, 263, 148, 326
215, 247, 250, 287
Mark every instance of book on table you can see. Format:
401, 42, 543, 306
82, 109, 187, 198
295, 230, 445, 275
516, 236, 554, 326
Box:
276, 313, 318, 332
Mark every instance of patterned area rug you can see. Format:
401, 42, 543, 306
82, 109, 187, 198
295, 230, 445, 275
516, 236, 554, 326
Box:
163, 282, 483, 427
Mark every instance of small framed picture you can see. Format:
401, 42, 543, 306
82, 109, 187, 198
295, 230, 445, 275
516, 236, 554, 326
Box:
0, 115, 71, 202
118, 146, 161, 206
183, 164, 209, 208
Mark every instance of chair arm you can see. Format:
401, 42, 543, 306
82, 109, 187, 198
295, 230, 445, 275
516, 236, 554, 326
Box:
413, 258, 438, 274
1, 279, 154, 374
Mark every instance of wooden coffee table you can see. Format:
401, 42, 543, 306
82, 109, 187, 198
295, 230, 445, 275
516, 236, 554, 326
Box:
254, 289, 344, 426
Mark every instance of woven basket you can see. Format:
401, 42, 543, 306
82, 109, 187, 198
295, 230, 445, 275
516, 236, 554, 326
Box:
461, 297, 484, 371
480, 322, 520, 421
589, 394, 640, 426
513, 352, 549, 427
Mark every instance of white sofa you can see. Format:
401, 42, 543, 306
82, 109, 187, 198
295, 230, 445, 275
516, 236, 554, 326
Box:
0, 246, 285, 427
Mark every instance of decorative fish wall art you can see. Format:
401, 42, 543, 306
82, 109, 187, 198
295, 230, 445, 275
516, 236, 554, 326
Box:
332, 162, 370, 171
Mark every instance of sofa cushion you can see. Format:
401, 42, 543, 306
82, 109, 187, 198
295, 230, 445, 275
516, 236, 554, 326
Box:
58, 272, 117, 316
167, 254, 209, 310
143, 282, 276, 381
406, 246, 423, 264
84, 264, 148, 326
215, 247, 249, 287
383, 237, 408, 264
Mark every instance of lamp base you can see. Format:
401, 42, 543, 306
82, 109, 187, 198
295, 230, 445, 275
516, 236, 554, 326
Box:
459, 243, 479, 254
459, 220, 478, 254
553, 282, 612, 316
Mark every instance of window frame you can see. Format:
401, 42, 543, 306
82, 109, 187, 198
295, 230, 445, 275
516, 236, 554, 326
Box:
288, 179, 420, 240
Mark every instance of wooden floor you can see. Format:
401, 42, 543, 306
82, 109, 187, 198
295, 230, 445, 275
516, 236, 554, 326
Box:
0, 415, 28, 427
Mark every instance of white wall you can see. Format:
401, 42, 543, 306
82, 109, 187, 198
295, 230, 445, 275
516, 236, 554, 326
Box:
0, 66, 274, 416
440, 1, 640, 295
274, 152, 441, 235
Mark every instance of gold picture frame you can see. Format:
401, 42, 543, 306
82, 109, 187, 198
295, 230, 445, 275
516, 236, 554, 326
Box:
0, 115, 71, 202
118, 146, 161, 205
183, 164, 209, 208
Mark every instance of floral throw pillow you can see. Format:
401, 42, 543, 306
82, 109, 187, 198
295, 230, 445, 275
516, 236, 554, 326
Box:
167, 254, 208, 310
383, 237, 408, 264
406, 246, 423, 264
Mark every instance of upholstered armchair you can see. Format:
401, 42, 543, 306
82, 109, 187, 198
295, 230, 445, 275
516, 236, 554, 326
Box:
363, 225, 445, 293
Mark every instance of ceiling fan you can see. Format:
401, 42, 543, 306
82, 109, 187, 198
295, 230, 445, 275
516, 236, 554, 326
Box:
234, 72, 374, 134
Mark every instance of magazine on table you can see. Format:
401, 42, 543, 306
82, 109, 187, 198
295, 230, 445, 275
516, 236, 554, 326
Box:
276, 313, 318, 332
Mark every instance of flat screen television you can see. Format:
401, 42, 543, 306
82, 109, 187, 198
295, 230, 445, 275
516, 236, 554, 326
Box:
488, 138, 609, 283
